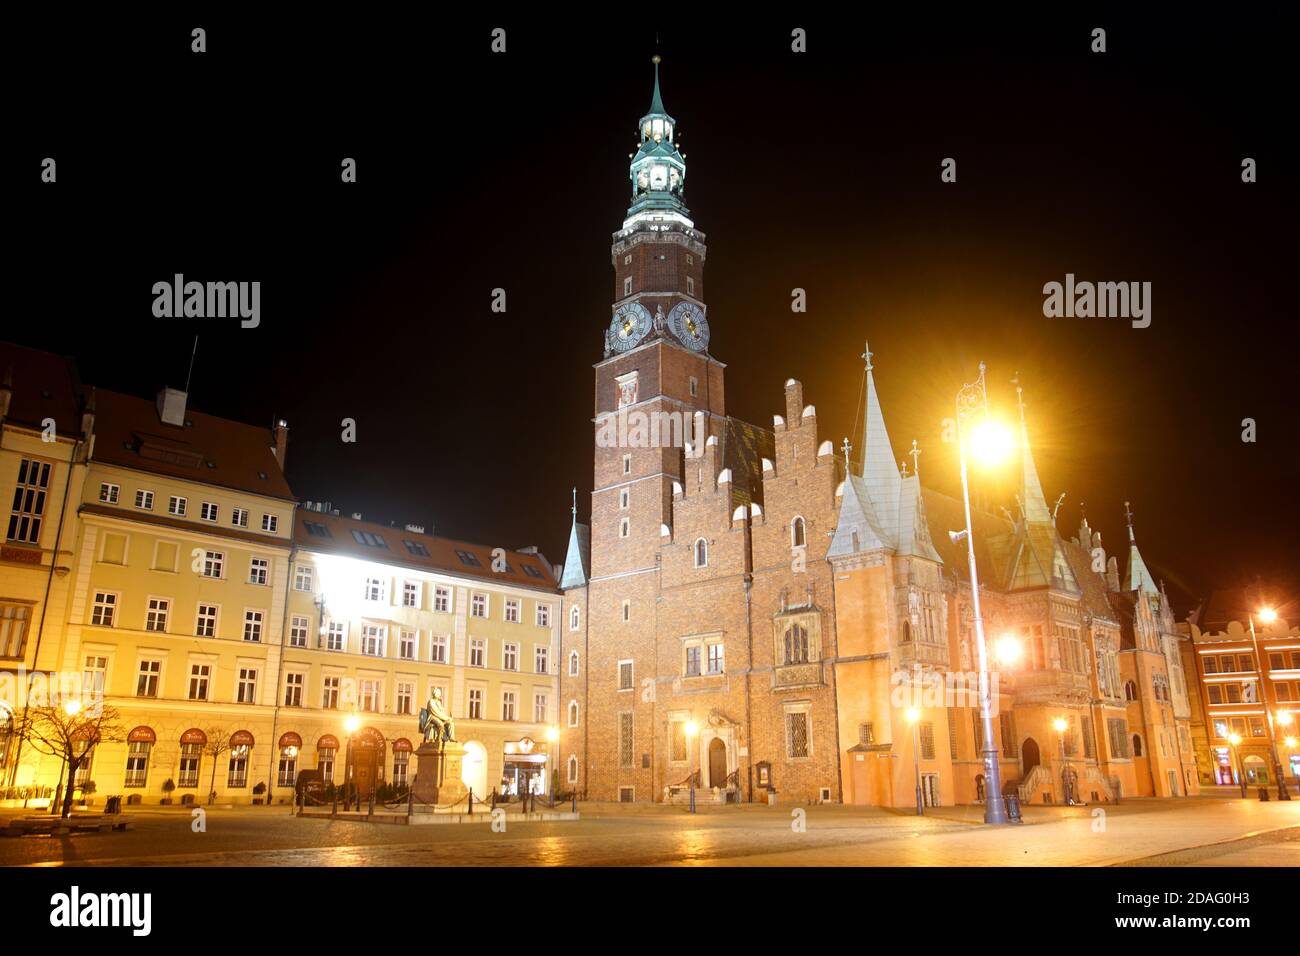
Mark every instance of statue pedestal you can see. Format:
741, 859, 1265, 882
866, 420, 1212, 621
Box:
412, 742, 469, 809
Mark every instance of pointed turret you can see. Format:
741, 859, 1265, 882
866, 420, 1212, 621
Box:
1124, 500, 1158, 595
648, 54, 667, 115
859, 342, 901, 538
627, 56, 688, 222
1013, 374, 1052, 525
559, 488, 590, 590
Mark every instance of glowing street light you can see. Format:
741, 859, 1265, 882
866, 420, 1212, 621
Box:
905, 707, 924, 816
1247, 607, 1290, 800
684, 720, 699, 813
995, 635, 1023, 667
342, 714, 362, 811
1052, 717, 1074, 805
1227, 732, 1247, 798
967, 418, 1014, 468
63, 699, 82, 717
952, 361, 1010, 825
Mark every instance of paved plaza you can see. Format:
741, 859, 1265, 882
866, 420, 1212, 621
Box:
2, 794, 1297, 867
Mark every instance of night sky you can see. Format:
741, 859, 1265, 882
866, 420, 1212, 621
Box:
13, 13, 1297, 615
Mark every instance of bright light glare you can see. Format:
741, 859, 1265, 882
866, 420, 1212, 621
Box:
905, 707, 920, 724
1285, 737, 1298, 749
1278, 711, 1294, 726
1228, 733, 1243, 746
1258, 608, 1278, 624
64, 699, 82, 716
684, 720, 699, 738
545, 726, 559, 742
344, 714, 361, 734
967, 418, 1014, 467
995, 635, 1022, 666
1052, 717, 1068, 734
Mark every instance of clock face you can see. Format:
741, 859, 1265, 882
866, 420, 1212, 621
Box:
668, 301, 710, 352
609, 302, 652, 352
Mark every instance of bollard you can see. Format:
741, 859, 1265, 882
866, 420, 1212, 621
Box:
572, 792, 577, 814
332, 786, 338, 817
407, 789, 414, 820
467, 787, 473, 816
368, 790, 375, 818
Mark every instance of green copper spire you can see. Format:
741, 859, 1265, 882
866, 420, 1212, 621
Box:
648, 54, 667, 116
627, 56, 688, 222
1124, 501, 1159, 595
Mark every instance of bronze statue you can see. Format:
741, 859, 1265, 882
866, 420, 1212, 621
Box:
419, 687, 456, 746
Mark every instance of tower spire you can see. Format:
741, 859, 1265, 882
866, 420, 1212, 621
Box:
649, 54, 666, 115
1124, 500, 1158, 594
1011, 372, 1052, 525
859, 341, 900, 535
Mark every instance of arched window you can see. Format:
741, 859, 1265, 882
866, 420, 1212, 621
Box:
568, 701, 580, 727
1132, 734, 1143, 757
567, 754, 578, 784
791, 516, 806, 548
1124, 680, 1137, 701
568, 650, 580, 677
570, 605, 580, 631
783, 624, 809, 665
694, 537, 708, 568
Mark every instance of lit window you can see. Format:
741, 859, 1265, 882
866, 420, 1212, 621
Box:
434, 587, 450, 613
294, 565, 313, 591
249, 557, 269, 586
471, 594, 488, 618
237, 668, 258, 704
243, 610, 264, 642
289, 615, 309, 648
91, 592, 117, 628
536, 604, 551, 628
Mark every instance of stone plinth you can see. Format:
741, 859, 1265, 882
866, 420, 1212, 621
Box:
412, 742, 469, 809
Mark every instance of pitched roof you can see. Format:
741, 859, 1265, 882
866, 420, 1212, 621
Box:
559, 518, 590, 590
90, 388, 294, 501
294, 508, 559, 593
0, 341, 85, 438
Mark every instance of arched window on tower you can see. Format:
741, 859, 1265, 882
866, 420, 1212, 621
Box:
791, 516, 806, 548
783, 624, 809, 665
1132, 733, 1143, 757
567, 754, 578, 785
568, 701, 580, 727
694, 538, 708, 568
1124, 680, 1137, 701
568, 650, 580, 677
570, 606, 580, 631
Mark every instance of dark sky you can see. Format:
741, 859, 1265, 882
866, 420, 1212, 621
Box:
12, 12, 1298, 615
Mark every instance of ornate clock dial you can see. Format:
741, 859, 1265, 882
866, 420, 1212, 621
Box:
668, 301, 710, 352
609, 302, 652, 352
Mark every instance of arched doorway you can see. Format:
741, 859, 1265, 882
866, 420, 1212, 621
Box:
461, 741, 488, 798
708, 738, 727, 788
1021, 737, 1040, 773
350, 727, 385, 799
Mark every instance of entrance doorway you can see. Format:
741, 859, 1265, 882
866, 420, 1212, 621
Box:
922, 773, 940, 807
708, 738, 727, 788
1021, 737, 1040, 773
349, 727, 385, 799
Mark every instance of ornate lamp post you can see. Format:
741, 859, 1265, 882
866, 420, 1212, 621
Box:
685, 720, 699, 813
906, 707, 924, 815
1227, 732, 1247, 798
953, 362, 1013, 824
1248, 607, 1290, 800
1053, 717, 1072, 805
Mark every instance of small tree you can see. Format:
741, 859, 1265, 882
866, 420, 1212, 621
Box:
17, 700, 124, 818
161, 778, 176, 804
202, 727, 232, 805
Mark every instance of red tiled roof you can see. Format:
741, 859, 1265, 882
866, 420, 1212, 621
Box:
90, 388, 294, 500
294, 509, 559, 592
0, 341, 85, 438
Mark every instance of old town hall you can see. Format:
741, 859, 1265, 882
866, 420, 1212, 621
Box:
556, 60, 1199, 808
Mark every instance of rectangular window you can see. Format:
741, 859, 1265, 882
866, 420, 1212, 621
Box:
136, 659, 161, 698
361, 624, 386, 657
1000, 712, 1017, 758
83, 655, 107, 699
434, 587, 450, 613
399, 629, 417, 660
535, 646, 549, 674
188, 664, 211, 701
196, 603, 218, 637
289, 615, 309, 648
261, 513, 278, 533
502, 690, 517, 721
322, 676, 340, 709
455, 549, 481, 567
619, 489, 629, 509
685, 645, 701, 677
919, 721, 936, 760
228, 747, 249, 788
277, 748, 297, 787
403, 539, 430, 557
505, 598, 521, 623
304, 520, 330, 538
203, 550, 224, 578
249, 557, 269, 585
1208, 685, 1223, 704
393, 751, 410, 788
1107, 718, 1130, 758
536, 604, 551, 628
326, 620, 346, 652
623, 276, 632, 296
787, 712, 810, 759
201, 501, 218, 521
396, 681, 414, 716
237, 668, 258, 704
91, 592, 117, 627
145, 597, 170, 632
470, 638, 485, 668
134, 489, 154, 511
0, 603, 31, 659
168, 495, 187, 516
351, 530, 388, 549
284, 672, 304, 707
503, 643, 518, 671
622, 454, 631, 475
318, 748, 336, 782
99, 482, 120, 504
8, 459, 51, 543
469, 687, 484, 720
471, 594, 488, 618
360, 679, 381, 713
431, 634, 449, 664
124, 741, 151, 788
672, 721, 688, 762
707, 643, 724, 675
295, 565, 313, 591
177, 744, 201, 788
619, 712, 634, 767
243, 610, 264, 643
364, 577, 386, 602
231, 508, 249, 528
402, 580, 420, 608
534, 692, 548, 723
619, 660, 634, 690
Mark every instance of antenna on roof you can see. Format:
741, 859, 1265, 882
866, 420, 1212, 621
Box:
184, 336, 199, 394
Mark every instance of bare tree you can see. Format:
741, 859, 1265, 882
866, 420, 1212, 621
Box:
202, 726, 232, 805
16, 700, 124, 818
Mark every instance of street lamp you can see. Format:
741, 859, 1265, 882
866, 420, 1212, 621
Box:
953, 361, 1012, 824
906, 707, 923, 815
685, 720, 699, 813
1227, 732, 1247, 798
1053, 717, 1072, 805
545, 725, 559, 800
1247, 607, 1290, 800
344, 714, 361, 810
995, 635, 1023, 668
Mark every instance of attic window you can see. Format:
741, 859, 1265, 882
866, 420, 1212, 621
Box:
522, 565, 544, 579
304, 521, 331, 538
206, 461, 216, 469
404, 540, 430, 557
257, 471, 268, 480
455, 549, 481, 567
351, 530, 387, 549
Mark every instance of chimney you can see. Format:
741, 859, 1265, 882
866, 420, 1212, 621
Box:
81, 386, 97, 439
156, 387, 187, 427
271, 417, 289, 471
